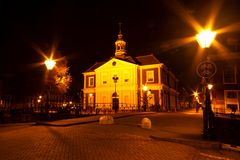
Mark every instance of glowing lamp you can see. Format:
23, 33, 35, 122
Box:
207, 84, 213, 90
193, 91, 199, 97
142, 85, 148, 92
196, 30, 216, 48
44, 59, 56, 70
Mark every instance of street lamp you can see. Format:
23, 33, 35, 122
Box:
44, 59, 56, 70
37, 95, 42, 112
142, 85, 151, 112
193, 91, 200, 103
112, 75, 119, 93
207, 84, 213, 90
89, 93, 93, 111
196, 30, 216, 48
193, 91, 201, 112
112, 75, 119, 113
44, 58, 56, 115
196, 29, 216, 139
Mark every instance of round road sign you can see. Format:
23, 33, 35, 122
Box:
196, 60, 217, 78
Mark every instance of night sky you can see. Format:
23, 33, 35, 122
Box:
1, 0, 240, 96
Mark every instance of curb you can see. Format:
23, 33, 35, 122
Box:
150, 136, 221, 149
221, 144, 240, 152
0, 122, 35, 127
150, 136, 240, 152
35, 112, 154, 127
35, 119, 99, 126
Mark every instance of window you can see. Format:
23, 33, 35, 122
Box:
89, 77, 94, 87
124, 72, 129, 83
103, 81, 107, 84
124, 95, 129, 104
223, 65, 236, 84
227, 91, 237, 98
146, 70, 154, 82
102, 74, 107, 85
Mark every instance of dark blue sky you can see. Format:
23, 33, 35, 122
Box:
1, 0, 240, 95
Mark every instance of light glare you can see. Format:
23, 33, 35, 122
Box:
208, 84, 213, 90
142, 85, 148, 91
44, 59, 56, 70
196, 30, 216, 48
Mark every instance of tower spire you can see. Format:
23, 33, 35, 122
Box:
115, 22, 126, 56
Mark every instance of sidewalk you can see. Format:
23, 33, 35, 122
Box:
35, 108, 200, 126
150, 109, 240, 153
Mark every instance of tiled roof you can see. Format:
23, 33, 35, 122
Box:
84, 54, 161, 73
113, 55, 137, 64
135, 54, 160, 65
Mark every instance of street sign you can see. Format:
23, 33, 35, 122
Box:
196, 60, 217, 78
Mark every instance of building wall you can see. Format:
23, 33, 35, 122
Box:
94, 58, 139, 109
212, 58, 240, 113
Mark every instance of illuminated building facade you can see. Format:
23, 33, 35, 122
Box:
205, 34, 240, 114
82, 29, 178, 112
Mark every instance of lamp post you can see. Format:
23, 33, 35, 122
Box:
44, 58, 56, 115
193, 91, 200, 112
89, 93, 93, 106
196, 29, 216, 139
142, 85, 151, 112
112, 75, 119, 113
112, 75, 119, 93
37, 95, 42, 112
89, 93, 93, 112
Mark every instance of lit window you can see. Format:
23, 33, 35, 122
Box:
89, 77, 94, 87
146, 70, 154, 82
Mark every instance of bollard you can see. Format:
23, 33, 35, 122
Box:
99, 115, 114, 125
141, 117, 151, 129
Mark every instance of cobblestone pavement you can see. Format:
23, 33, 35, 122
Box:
0, 111, 239, 160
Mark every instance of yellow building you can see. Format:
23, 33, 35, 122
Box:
82, 29, 178, 112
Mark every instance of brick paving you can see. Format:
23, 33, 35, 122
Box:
0, 109, 239, 160
0, 123, 197, 160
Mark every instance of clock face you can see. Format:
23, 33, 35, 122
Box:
112, 61, 116, 66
